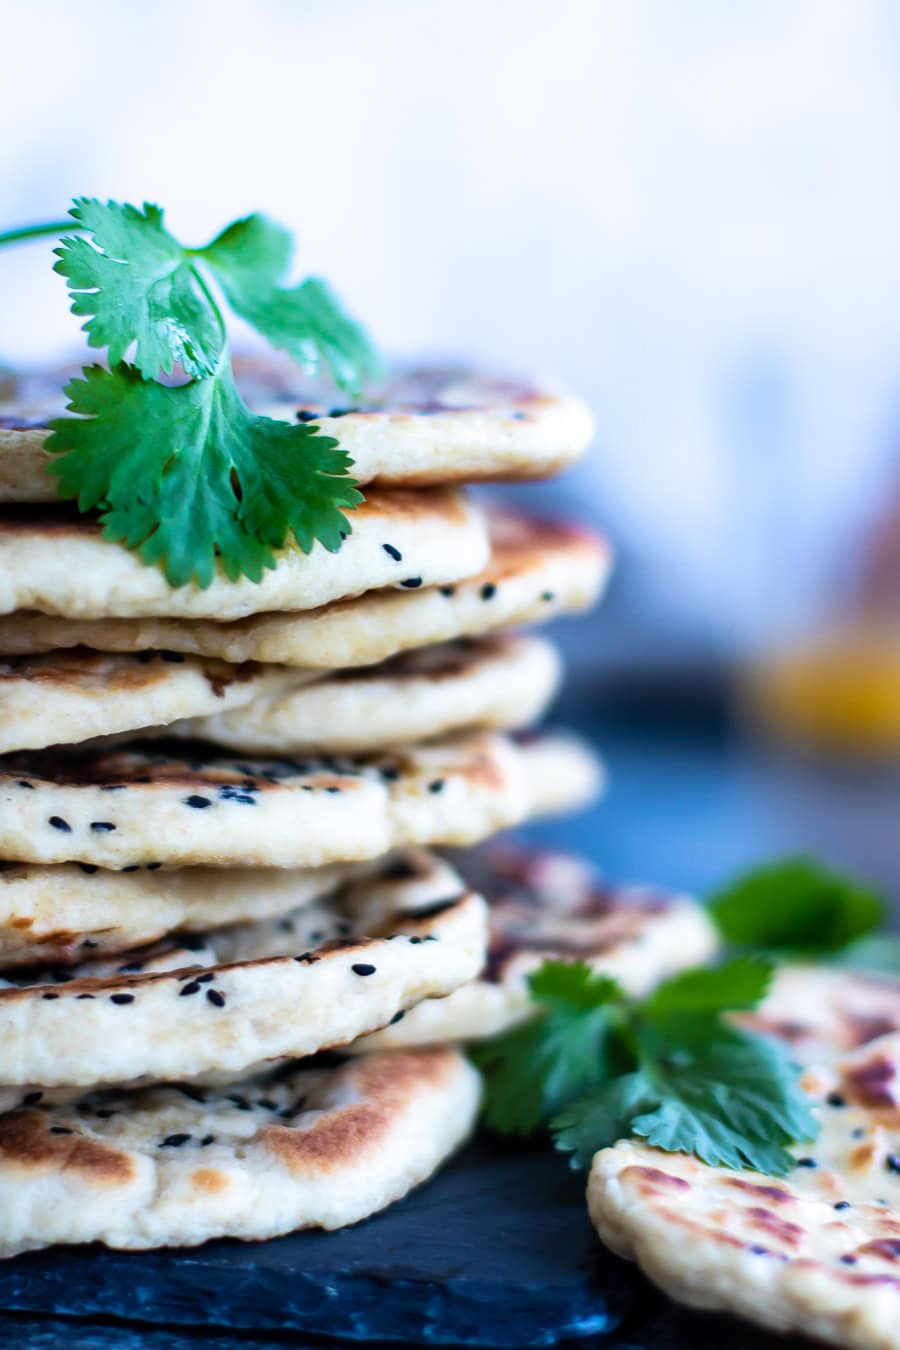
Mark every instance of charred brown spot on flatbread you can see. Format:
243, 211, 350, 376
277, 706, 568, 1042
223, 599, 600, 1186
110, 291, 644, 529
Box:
262, 1049, 456, 1174
0, 1110, 135, 1183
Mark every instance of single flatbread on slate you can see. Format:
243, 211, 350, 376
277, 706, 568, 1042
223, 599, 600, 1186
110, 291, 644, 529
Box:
0, 359, 594, 503
588, 1031, 900, 1350
0, 1046, 480, 1257
0, 851, 486, 1087
356, 844, 717, 1050
0, 649, 313, 754
0, 513, 610, 667
0, 488, 489, 620
0, 729, 601, 868
164, 635, 561, 755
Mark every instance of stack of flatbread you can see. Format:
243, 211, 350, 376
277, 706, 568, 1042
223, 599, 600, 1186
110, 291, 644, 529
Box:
0, 362, 682, 1257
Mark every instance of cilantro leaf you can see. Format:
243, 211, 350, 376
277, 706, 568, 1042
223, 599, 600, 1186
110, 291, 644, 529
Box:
552, 1074, 657, 1167
202, 220, 379, 395
46, 363, 361, 588
53, 199, 221, 379
708, 857, 884, 957
471, 964, 624, 1135
552, 1026, 816, 1176
640, 956, 772, 1018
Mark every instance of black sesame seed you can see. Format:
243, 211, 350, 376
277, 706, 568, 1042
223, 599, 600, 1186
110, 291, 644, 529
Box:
90, 821, 116, 832
256, 1099, 278, 1111
120, 864, 140, 873
834, 1201, 852, 1210
100, 785, 126, 792
16, 780, 34, 789
76, 993, 95, 1000
541, 591, 555, 602
328, 406, 354, 418
160, 1133, 192, 1148
117, 961, 144, 973
50, 1127, 74, 1136
296, 409, 319, 423
160, 651, 186, 663
78, 864, 99, 875
110, 993, 135, 1006
390, 1010, 406, 1024
179, 981, 202, 997
22, 1092, 43, 1106
184, 795, 212, 809
146, 862, 162, 870
409, 936, 422, 944
827, 1092, 846, 1108
428, 779, 445, 794
201, 1135, 216, 1146
196, 972, 215, 984
295, 952, 320, 964
382, 544, 403, 561
206, 989, 226, 1008
400, 577, 423, 589
480, 583, 497, 600
748, 1245, 768, 1256
352, 963, 376, 976
48, 816, 71, 833
795, 1157, 817, 1168
439, 586, 455, 598
841, 1255, 858, 1265
885, 1154, 900, 1175
81, 939, 99, 949
41, 992, 59, 1001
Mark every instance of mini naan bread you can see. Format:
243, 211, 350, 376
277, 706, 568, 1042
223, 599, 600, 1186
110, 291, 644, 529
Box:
0, 853, 486, 1086
357, 845, 717, 1050
588, 1032, 900, 1350
737, 964, 900, 1067
166, 636, 560, 754
0, 513, 609, 666
0, 730, 600, 868
0, 1047, 480, 1256
0, 488, 488, 620
0, 361, 594, 502
0, 650, 309, 754
0, 856, 390, 971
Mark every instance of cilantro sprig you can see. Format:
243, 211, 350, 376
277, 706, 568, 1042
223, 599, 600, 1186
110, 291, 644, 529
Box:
471, 957, 818, 1176
0, 199, 379, 587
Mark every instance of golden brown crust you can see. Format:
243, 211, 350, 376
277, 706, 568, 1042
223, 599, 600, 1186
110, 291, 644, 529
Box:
0, 1110, 135, 1183
262, 1049, 456, 1174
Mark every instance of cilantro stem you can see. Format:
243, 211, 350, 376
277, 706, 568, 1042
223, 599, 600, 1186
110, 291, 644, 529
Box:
189, 264, 227, 347
0, 221, 83, 248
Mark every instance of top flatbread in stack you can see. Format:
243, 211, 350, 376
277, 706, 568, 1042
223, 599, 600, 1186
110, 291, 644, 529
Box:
0, 362, 595, 500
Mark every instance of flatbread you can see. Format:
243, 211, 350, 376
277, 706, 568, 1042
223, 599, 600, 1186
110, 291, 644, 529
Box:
0, 360, 594, 503
588, 1032, 900, 1350
165, 635, 561, 754
0, 853, 486, 1086
0, 512, 609, 666
356, 845, 717, 1050
741, 964, 900, 1066
0, 649, 310, 754
0, 488, 489, 620
0, 730, 600, 868
0, 1047, 480, 1256
0, 856, 395, 971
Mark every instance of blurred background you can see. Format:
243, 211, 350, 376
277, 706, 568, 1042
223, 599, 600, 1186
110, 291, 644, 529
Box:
1, 0, 898, 888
